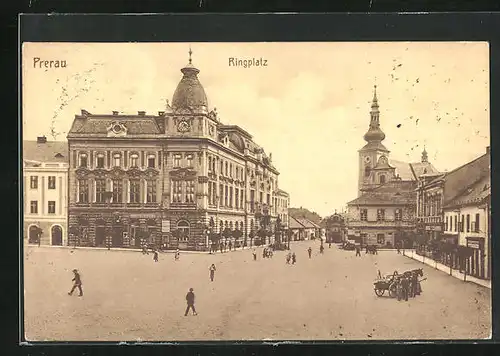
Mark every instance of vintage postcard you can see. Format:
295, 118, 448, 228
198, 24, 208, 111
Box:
22, 42, 491, 341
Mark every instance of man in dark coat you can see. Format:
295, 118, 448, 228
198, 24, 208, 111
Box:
401, 276, 410, 301
307, 247, 312, 259
68, 269, 83, 296
184, 288, 197, 316
355, 245, 361, 257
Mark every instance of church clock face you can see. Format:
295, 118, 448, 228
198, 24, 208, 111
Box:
177, 120, 190, 133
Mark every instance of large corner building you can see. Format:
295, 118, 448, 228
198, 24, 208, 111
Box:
67, 51, 288, 250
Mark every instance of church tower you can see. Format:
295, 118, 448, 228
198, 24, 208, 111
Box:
357, 86, 390, 196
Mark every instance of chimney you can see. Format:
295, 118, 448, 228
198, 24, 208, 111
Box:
37, 136, 47, 144
138, 111, 146, 116
486, 146, 490, 154
112, 111, 119, 116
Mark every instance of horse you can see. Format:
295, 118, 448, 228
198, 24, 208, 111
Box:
365, 245, 378, 254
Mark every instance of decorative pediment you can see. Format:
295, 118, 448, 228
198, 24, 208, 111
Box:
107, 121, 128, 137
93, 168, 107, 178
144, 168, 160, 177
75, 167, 90, 177
127, 167, 142, 178
111, 166, 124, 176
198, 176, 209, 184
170, 168, 198, 180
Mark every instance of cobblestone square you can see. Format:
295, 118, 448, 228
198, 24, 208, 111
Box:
23, 242, 491, 341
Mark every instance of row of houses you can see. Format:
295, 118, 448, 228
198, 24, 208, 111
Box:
345, 86, 491, 280
288, 216, 323, 241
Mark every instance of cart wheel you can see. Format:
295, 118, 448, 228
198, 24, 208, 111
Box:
374, 288, 385, 297
388, 284, 397, 298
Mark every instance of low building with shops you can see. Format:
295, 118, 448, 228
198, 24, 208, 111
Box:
23, 137, 68, 246
323, 212, 346, 243
289, 216, 306, 241
67, 51, 287, 250
441, 156, 491, 279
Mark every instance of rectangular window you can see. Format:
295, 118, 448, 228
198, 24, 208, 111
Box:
259, 192, 263, 204
95, 179, 106, 203
186, 154, 193, 168
235, 189, 239, 209
148, 157, 155, 169
454, 215, 458, 232
224, 185, 228, 206
173, 181, 183, 203
360, 209, 368, 221
48, 176, 56, 189
80, 154, 88, 167
147, 180, 157, 203
48, 201, 56, 214
395, 208, 402, 221
240, 189, 244, 209
267, 193, 270, 206
219, 184, 223, 206
208, 181, 213, 204
174, 154, 181, 167
186, 180, 195, 203
466, 214, 470, 232
461, 215, 465, 232
230, 187, 233, 207
30, 176, 38, 189
250, 190, 255, 212
475, 213, 480, 233
377, 209, 385, 221
112, 179, 122, 203
230, 163, 233, 177
130, 180, 141, 203
130, 154, 139, 167
220, 161, 224, 174
113, 153, 121, 167
225, 162, 228, 176
78, 179, 89, 203
377, 233, 385, 245
96, 155, 105, 168
445, 216, 449, 231
30, 200, 38, 214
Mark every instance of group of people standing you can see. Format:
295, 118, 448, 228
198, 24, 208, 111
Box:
388, 270, 424, 302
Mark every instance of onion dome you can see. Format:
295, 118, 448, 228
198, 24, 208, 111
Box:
363, 85, 386, 142
171, 47, 209, 109
421, 146, 428, 163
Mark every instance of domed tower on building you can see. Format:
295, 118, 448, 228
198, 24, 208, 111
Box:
357, 86, 391, 196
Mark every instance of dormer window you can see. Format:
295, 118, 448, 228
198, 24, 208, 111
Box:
113, 153, 122, 167
79, 153, 88, 168
96, 153, 105, 168
130, 153, 139, 167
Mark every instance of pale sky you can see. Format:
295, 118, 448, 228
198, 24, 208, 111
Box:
22, 42, 490, 217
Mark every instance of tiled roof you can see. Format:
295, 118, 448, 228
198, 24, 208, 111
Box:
440, 151, 490, 204
289, 216, 305, 229
348, 180, 417, 206
410, 161, 440, 178
389, 159, 415, 181
68, 116, 162, 136
23, 140, 68, 163
444, 173, 490, 208
296, 218, 317, 229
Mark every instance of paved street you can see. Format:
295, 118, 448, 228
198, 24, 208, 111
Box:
24, 241, 491, 341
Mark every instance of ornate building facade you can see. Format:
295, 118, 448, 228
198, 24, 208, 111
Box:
347, 86, 439, 247
67, 52, 288, 250
23, 137, 68, 246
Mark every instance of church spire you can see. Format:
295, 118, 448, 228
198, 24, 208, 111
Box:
363, 85, 385, 143
421, 146, 428, 163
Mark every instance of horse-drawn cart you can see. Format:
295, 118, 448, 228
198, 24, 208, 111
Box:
373, 269, 424, 298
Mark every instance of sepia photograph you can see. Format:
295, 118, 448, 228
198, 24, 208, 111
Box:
21, 41, 491, 341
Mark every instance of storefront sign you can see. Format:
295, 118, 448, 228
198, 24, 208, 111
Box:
425, 225, 442, 232
130, 214, 157, 219
161, 220, 170, 233
466, 238, 482, 250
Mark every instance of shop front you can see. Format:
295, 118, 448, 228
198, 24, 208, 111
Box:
466, 237, 486, 279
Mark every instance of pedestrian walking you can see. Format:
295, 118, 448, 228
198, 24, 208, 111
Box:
68, 269, 83, 297
291, 252, 296, 264
153, 250, 159, 262
320, 245, 324, 254
253, 249, 257, 261
355, 245, 361, 257
175, 249, 180, 261
307, 247, 312, 259
401, 276, 410, 301
209, 264, 216, 282
184, 288, 197, 316
329, 242, 331, 248
286, 252, 291, 264
219, 243, 223, 253
229, 240, 232, 251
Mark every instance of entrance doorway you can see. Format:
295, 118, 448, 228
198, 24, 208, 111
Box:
51, 225, 63, 245
28, 225, 39, 243
112, 226, 124, 247
95, 220, 106, 247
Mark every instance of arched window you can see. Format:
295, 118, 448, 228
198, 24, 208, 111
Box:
177, 220, 190, 242
379, 175, 386, 184
365, 165, 370, 177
